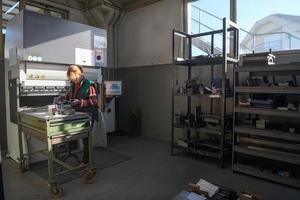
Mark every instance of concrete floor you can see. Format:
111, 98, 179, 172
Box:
2, 136, 300, 200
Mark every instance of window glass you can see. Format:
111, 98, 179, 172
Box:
25, 4, 67, 19
187, 0, 230, 57
25, 5, 45, 14
50, 11, 64, 18
238, 0, 300, 53
188, 0, 229, 34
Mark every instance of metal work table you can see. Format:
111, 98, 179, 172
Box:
17, 107, 96, 198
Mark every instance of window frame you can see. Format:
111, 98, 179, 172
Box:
25, 1, 69, 19
185, 0, 235, 33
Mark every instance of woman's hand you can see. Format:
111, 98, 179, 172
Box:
70, 99, 81, 108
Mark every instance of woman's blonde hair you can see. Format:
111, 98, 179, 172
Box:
67, 65, 83, 80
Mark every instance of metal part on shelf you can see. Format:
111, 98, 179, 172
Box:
242, 51, 276, 66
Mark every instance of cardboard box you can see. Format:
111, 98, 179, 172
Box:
240, 191, 263, 200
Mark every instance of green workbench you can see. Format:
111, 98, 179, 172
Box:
17, 108, 96, 198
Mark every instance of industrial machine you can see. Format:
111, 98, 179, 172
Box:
4, 10, 112, 164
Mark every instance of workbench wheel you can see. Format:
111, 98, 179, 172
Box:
50, 184, 63, 198
84, 168, 96, 184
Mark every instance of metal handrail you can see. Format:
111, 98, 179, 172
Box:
191, 5, 222, 21
191, 4, 300, 52
191, 5, 251, 35
249, 31, 300, 41
192, 4, 300, 39
191, 18, 215, 32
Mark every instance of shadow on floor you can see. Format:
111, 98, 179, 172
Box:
29, 147, 132, 184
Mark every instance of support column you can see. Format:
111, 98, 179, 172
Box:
19, 0, 26, 11
230, 0, 237, 23
0, 0, 5, 195
0, 0, 8, 148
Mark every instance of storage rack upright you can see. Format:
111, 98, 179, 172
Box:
233, 58, 300, 188
171, 18, 239, 168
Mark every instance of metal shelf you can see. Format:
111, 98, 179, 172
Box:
234, 126, 300, 142
173, 124, 203, 130
183, 139, 230, 150
174, 93, 222, 98
235, 106, 300, 118
239, 137, 300, 152
235, 63, 300, 72
197, 127, 222, 136
171, 18, 239, 168
234, 145, 300, 165
173, 144, 221, 158
177, 139, 232, 150
173, 93, 234, 98
194, 142, 224, 150
174, 57, 223, 66
233, 164, 300, 189
235, 86, 300, 94
174, 125, 231, 136
234, 58, 300, 187
200, 113, 233, 119
174, 56, 238, 67
195, 142, 231, 151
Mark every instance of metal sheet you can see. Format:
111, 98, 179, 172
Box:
23, 10, 107, 67
8, 78, 18, 123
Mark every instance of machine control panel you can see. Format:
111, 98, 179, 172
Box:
20, 86, 69, 96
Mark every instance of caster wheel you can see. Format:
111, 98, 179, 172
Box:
50, 184, 63, 198
6, 153, 10, 159
19, 159, 27, 173
84, 168, 96, 184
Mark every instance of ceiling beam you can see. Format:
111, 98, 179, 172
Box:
108, 0, 124, 9
124, 0, 162, 12
28, 0, 86, 11
2, 11, 16, 16
85, 0, 123, 11
2, 3, 19, 8
0, 0, 4, 64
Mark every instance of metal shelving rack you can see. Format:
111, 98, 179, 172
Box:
171, 18, 239, 168
233, 61, 300, 188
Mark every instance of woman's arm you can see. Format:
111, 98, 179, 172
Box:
80, 85, 98, 107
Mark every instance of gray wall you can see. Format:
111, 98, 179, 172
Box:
117, 65, 174, 141
116, 63, 232, 142
116, 0, 183, 141
29, 0, 89, 24
116, 0, 300, 143
0, 41, 5, 150
118, 0, 183, 68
